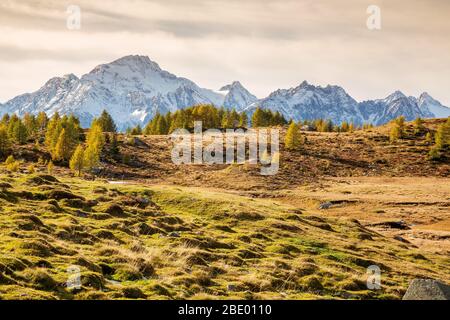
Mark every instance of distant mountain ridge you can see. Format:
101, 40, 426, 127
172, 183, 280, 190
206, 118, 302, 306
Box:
1, 55, 449, 129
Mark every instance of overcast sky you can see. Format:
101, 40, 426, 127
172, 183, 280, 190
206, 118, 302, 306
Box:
0, 0, 449, 105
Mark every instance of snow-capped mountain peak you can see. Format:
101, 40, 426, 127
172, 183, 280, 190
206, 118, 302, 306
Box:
0, 55, 448, 130
417, 92, 450, 118
0, 56, 257, 130
219, 81, 257, 110
384, 90, 407, 103
245, 81, 360, 123
219, 81, 243, 92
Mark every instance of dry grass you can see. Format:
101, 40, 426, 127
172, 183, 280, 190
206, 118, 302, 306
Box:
0, 119, 448, 300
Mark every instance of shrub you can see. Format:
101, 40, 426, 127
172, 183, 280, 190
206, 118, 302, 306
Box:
47, 160, 54, 174
425, 132, 433, 144
27, 164, 36, 174
390, 126, 400, 143
4, 155, 20, 172
428, 147, 441, 160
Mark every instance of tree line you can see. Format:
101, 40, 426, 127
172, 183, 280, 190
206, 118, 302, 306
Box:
142, 105, 253, 135
136, 105, 369, 135
389, 115, 449, 160
0, 110, 118, 176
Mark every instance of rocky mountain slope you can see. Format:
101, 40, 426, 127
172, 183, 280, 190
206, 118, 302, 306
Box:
219, 81, 258, 109
0, 56, 252, 130
247, 85, 449, 126
1, 55, 449, 129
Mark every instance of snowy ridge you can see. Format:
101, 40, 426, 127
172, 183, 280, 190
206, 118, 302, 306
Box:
219, 81, 257, 110
417, 93, 450, 118
1, 55, 449, 129
247, 83, 449, 126
245, 81, 362, 124
1, 56, 241, 130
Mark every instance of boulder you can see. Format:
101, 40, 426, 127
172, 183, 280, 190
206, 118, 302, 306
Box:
403, 279, 450, 300
318, 202, 333, 210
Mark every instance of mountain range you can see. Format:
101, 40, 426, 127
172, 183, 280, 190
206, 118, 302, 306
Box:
1, 55, 449, 130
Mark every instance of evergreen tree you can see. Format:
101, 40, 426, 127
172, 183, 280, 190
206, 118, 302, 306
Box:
165, 112, 172, 132
390, 126, 401, 143
144, 113, 160, 135
1, 114, 10, 126
53, 129, 72, 161
390, 116, 406, 144
252, 107, 265, 127
221, 110, 232, 128
23, 113, 38, 139
0, 124, 9, 156
394, 116, 405, 138
434, 118, 450, 151
273, 111, 286, 126
239, 112, 248, 127
414, 117, 425, 135
8, 117, 28, 144
341, 121, 349, 132
98, 110, 117, 132
217, 108, 226, 127
285, 122, 302, 150
230, 109, 240, 128
156, 116, 168, 134
84, 122, 105, 171
169, 110, 188, 132
70, 144, 85, 176
130, 125, 142, 136
109, 133, 120, 155
323, 120, 333, 132
45, 113, 62, 152
36, 111, 48, 132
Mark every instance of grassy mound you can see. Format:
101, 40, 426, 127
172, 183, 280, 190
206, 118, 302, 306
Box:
0, 173, 448, 300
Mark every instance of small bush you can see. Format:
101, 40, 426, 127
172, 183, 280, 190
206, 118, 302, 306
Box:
428, 147, 441, 161
27, 164, 36, 174
4, 155, 20, 172
122, 287, 147, 299
23, 269, 58, 291
113, 265, 143, 281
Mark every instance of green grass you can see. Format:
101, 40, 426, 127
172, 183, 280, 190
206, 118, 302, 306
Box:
0, 172, 448, 300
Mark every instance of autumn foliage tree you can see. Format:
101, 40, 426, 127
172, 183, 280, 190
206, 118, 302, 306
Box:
0, 124, 9, 156
7, 115, 28, 144
69, 144, 85, 176
390, 116, 405, 143
285, 122, 302, 150
45, 113, 81, 162
83, 121, 105, 171
251, 107, 288, 128
53, 129, 72, 161
429, 117, 450, 160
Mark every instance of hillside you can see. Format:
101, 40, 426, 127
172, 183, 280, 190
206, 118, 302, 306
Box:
0, 175, 448, 300
12, 118, 446, 190
0, 118, 448, 300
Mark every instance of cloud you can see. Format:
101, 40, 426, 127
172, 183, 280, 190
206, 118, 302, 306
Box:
0, 0, 449, 106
